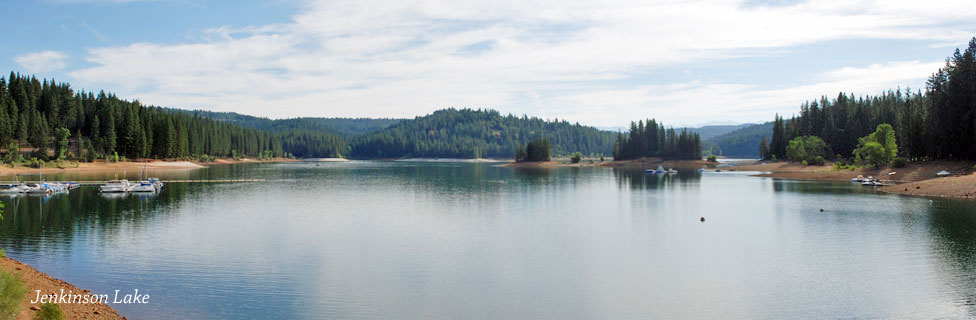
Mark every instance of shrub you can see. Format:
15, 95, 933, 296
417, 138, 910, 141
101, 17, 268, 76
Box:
33, 302, 65, 320
812, 156, 825, 166
599, 155, 604, 162
29, 158, 44, 168
892, 157, 908, 168
707, 155, 717, 162
801, 160, 808, 166
0, 270, 27, 320
570, 152, 582, 164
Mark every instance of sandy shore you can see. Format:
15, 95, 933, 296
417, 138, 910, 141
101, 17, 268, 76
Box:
0, 257, 122, 320
879, 173, 976, 199
735, 160, 976, 200
0, 157, 297, 177
737, 161, 973, 182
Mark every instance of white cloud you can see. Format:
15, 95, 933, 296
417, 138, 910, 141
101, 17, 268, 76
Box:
67, 0, 976, 126
14, 51, 69, 73
550, 60, 944, 126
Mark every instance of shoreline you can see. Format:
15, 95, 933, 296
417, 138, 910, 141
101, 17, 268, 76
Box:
0, 157, 298, 178
734, 161, 976, 200
0, 257, 123, 319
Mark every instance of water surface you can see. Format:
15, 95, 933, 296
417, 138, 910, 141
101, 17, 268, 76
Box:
1, 161, 974, 319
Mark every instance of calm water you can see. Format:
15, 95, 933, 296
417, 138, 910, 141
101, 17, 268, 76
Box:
1, 161, 975, 319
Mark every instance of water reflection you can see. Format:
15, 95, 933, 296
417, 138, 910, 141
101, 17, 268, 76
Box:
0, 162, 973, 319
612, 168, 701, 190
0, 183, 190, 254
928, 200, 976, 316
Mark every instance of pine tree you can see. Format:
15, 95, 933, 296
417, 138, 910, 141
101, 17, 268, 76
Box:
28, 111, 49, 159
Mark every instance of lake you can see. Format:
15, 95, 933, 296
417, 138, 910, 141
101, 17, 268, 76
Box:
1, 161, 975, 319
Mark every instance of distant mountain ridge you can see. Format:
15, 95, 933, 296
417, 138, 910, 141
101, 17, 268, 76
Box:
703, 122, 772, 158
682, 123, 753, 140
165, 108, 402, 137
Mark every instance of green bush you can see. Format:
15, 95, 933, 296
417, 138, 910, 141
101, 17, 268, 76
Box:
892, 157, 908, 168
812, 156, 825, 166
801, 160, 808, 166
33, 302, 65, 320
0, 270, 27, 320
570, 152, 582, 164
29, 158, 44, 169
707, 155, 717, 162
786, 136, 827, 164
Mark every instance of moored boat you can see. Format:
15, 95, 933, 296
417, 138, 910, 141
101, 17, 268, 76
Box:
24, 183, 52, 194
99, 180, 131, 193
129, 181, 156, 192
148, 178, 164, 191
0, 184, 24, 194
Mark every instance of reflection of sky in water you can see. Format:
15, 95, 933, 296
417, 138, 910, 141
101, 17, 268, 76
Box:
0, 161, 974, 319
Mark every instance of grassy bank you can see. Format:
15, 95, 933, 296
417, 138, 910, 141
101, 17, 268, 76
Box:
0, 257, 122, 319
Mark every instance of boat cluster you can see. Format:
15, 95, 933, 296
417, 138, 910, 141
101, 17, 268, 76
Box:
98, 178, 164, 193
851, 175, 884, 186
0, 182, 80, 195
645, 165, 678, 174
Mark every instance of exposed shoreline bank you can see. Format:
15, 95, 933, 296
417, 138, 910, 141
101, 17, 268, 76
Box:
735, 161, 976, 200
0, 257, 123, 319
0, 157, 298, 178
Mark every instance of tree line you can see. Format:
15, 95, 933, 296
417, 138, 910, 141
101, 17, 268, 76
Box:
348, 108, 616, 159
176, 108, 402, 137
0, 73, 356, 161
765, 37, 976, 163
612, 119, 703, 160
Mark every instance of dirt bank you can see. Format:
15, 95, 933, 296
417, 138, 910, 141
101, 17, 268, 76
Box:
880, 173, 976, 199
0, 157, 297, 177
0, 257, 122, 319
735, 160, 976, 200
738, 161, 973, 183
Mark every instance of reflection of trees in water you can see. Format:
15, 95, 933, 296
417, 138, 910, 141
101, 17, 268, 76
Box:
611, 168, 701, 191
0, 183, 190, 253
771, 180, 878, 196
927, 200, 976, 316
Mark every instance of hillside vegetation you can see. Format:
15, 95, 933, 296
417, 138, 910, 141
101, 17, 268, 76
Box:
349, 108, 616, 159
704, 122, 771, 158
766, 38, 976, 162
176, 109, 401, 137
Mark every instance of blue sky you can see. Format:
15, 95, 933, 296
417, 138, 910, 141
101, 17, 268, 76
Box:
2, 0, 975, 127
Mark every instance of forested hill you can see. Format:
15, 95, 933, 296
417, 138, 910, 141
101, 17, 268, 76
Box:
765, 37, 976, 161
349, 108, 616, 159
704, 122, 772, 158
683, 123, 753, 140
0, 72, 348, 160
166, 109, 402, 137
